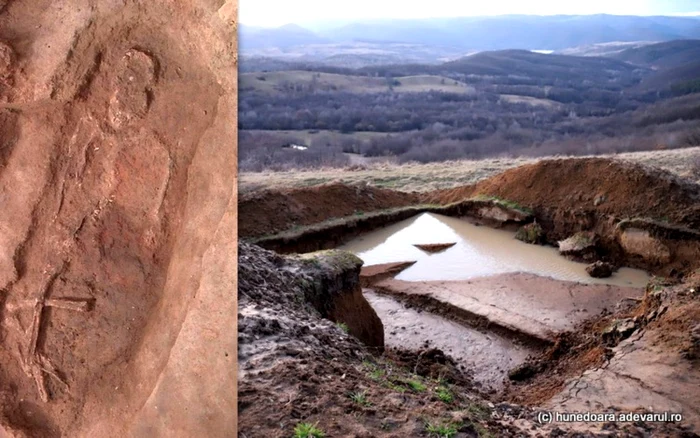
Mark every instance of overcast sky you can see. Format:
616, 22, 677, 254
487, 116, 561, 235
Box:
239, 0, 700, 27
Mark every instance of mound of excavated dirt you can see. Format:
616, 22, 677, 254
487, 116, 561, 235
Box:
426, 158, 700, 228
239, 183, 420, 238
0, 1, 236, 436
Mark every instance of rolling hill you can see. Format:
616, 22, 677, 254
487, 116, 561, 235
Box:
240, 15, 700, 54
607, 40, 700, 91
239, 71, 476, 94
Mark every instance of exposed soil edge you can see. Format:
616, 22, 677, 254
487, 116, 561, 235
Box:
295, 250, 385, 352
370, 284, 554, 350
249, 201, 700, 278
360, 261, 416, 288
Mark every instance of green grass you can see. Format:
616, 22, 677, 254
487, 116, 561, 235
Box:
349, 390, 371, 406
362, 360, 386, 381
404, 378, 427, 392
425, 421, 459, 438
293, 422, 325, 438
336, 322, 349, 333
473, 194, 533, 214
369, 368, 385, 381
435, 386, 453, 404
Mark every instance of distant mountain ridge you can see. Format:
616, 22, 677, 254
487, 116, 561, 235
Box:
240, 15, 700, 53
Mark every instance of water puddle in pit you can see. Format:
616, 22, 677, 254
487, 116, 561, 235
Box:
339, 213, 650, 287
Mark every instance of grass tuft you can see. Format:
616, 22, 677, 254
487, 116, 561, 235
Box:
425, 421, 459, 438
435, 386, 453, 403
293, 422, 325, 438
349, 390, 371, 406
405, 378, 427, 392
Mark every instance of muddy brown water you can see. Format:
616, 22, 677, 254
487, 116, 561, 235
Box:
339, 213, 650, 287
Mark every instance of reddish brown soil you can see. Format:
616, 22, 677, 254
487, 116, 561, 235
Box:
0, 1, 236, 436
238, 348, 521, 438
239, 183, 420, 238
426, 158, 700, 229
501, 282, 700, 409
502, 319, 617, 406
360, 262, 416, 287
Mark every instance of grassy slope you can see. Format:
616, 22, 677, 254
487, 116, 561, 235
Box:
239, 146, 700, 194
244, 129, 402, 144
239, 71, 476, 94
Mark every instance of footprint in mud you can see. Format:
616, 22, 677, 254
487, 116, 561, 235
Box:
107, 48, 158, 129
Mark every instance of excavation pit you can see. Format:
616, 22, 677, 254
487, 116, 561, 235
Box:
339, 212, 651, 389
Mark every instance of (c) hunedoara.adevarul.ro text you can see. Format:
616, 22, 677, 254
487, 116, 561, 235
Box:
536, 411, 684, 424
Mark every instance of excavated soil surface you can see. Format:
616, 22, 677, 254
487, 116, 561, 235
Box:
425, 158, 700, 229
238, 183, 420, 238
364, 290, 534, 392
238, 242, 699, 437
0, 1, 236, 436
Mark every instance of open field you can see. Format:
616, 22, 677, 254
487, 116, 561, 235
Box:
239, 70, 476, 94
499, 94, 562, 108
240, 146, 700, 194
244, 128, 404, 144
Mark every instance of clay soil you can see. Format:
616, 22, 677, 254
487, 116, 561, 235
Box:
0, 1, 236, 437
239, 183, 420, 238
425, 158, 700, 229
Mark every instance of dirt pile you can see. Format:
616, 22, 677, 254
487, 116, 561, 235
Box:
427, 157, 700, 228
238, 243, 371, 376
423, 158, 700, 275
295, 250, 385, 351
239, 183, 420, 238
0, 1, 236, 436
